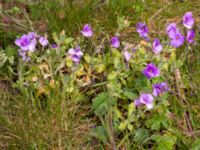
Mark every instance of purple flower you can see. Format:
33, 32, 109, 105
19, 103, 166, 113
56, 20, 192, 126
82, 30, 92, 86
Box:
51, 44, 58, 49
134, 99, 141, 107
136, 22, 148, 39
15, 32, 38, 61
170, 31, 184, 48
139, 93, 154, 109
15, 34, 36, 52
143, 63, 160, 79
123, 51, 131, 62
166, 23, 178, 38
132, 48, 137, 53
153, 82, 169, 97
166, 23, 184, 47
111, 36, 120, 48
183, 12, 194, 29
186, 29, 195, 43
28, 32, 37, 45
152, 39, 162, 54
166, 23, 177, 33
68, 46, 83, 64
18, 49, 30, 62
81, 24, 93, 37
39, 36, 49, 47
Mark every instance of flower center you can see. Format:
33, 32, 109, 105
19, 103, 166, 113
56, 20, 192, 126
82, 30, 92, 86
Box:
21, 39, 29, 46
176, 35, 180, 40
142, 26, 146, 31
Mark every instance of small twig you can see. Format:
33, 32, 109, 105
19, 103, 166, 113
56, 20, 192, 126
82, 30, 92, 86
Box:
169, 113, 188, 132
174, 68, 195, 139
148, 2, 172, 31
117, 132, 130, 149
0, 11, 30, 31
22, 9, 34, 31
184, 111, 195, 139
149, 2, 172, 22
174, 68, 188, 105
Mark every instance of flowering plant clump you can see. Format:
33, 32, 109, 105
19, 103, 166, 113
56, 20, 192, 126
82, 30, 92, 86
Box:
12, 12, 196, 149
15, 32, 49, 61
166, 12, 195, 48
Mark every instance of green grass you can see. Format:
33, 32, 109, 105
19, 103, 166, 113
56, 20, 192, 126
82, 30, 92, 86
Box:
0, 89, 92, 149
1, 0, 200, 149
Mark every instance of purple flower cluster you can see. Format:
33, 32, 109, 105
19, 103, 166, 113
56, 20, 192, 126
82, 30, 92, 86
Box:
15, 32, 49, 61
166, 23, 184, 48
134, 82, 169, 109
166, 12, 195, 47
134, 62, 168, 110
15, 32, 37, 52
15, 32, 36, 61
68, 46, 83, 64
134, 52, 169, 109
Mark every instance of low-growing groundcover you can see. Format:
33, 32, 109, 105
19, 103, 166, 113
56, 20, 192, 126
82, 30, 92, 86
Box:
1, 5, 200, 150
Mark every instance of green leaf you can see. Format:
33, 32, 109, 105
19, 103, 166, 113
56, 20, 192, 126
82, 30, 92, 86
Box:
128, 103, 135, 117
169, 52, 176, 64
94, 63, 106, 73
176, 59, 184, 68
134, 75, 149, 91
92, 92, 109, 116
127, 123, 133, 131
113, 107, 123, 119
113, 57, 120, 68
64, 37, 74, 45
151, 133, 177, 150
134, 128, 149, 145
117, 16, 130, 31
123, 90, 137, 100
119, 120, 128, 131
147, 114, 169, 130
5, 46, 17, 57
0, 51, 7, 67
84, 54, 91, 63
191, 139, 200, 150
90, 126, 108, 143
52, 32, 60, 45
107, 71, 117, 81
66, 57, 73, 67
